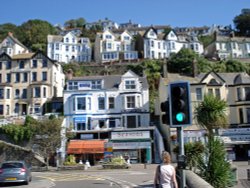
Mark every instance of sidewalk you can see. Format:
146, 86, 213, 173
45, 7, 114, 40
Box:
232, 161, 250, 188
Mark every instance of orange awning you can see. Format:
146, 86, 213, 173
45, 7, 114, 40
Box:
67, 140, 106, 154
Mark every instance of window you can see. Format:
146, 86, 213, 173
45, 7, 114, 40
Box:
56, 43, 59, 50
126, 96, 135, 108
68, 82, 78, 90
42, 72, 47, 81
215, 88, 221, 99
125, 80, 136, 89
158, 42, 161, 49
0, 74, 1, 83
108, 97, 115, 109
6, 61, 11, 69
34, 87, 40, 98
23, 73, 28, 82
208, 88, 213, 95
72, 46, 75, 52
65, 38, 69, 43
127, 116, 136, 128
6, 73, 11, 83
239, 108, 244, 124
138, 115, 141, 127
247, 108, 250, 123
196, 88, 202, 100
245, 87, 250, 101
99, 120, 105, 128
43, 87, 46, 98
124, 36, 130, 40
77, 97, 86, 110
109, 119, 116, 128
32, 60, 37, 68
98, 97, 105, 110
34, 103, 40, 114
6, 89, 10, 99
92, 80, 102, 89
15, 89, 20, 99
66, 46, 69, 51
151, 41, 154, 47
22, 89, 27, 99
0, 89, 4, 99
106, 35, 112, 39
77, 123, 86, 131
15, 73, 20, 82
0, 105, 3, 115
0, 62, 2, 70
32, 72, 37, 82
107, 43, 112, 49
42, 60, 47, 67
19, 61, 25, 69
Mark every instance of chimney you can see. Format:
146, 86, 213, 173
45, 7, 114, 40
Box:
66, 69, 73, 80
163, 58, 168, 78
8, 32, 13, 37
192, 58, 198, 77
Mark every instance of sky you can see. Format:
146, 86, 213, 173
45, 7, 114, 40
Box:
1, 0, 249, 28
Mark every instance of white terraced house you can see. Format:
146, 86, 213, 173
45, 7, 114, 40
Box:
138, 28, 204, 59
47, 31, 92, 63
94, 29, 138, 63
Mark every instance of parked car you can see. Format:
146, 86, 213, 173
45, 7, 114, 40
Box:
0, 161, 32, 185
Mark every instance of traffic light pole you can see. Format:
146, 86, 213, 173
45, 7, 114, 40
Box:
177, 126, 186, 188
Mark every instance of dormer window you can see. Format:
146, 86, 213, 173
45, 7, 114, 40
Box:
106, 35, 112, 39
65, 38, 69, 43
125, 80, 136, 89
92, 80, 102, 89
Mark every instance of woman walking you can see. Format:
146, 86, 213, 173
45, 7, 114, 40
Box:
154, 151, 178, 188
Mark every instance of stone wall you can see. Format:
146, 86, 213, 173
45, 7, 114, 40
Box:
0, 140, 45, 167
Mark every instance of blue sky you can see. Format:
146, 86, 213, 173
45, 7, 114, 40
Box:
1, 0, 249, 28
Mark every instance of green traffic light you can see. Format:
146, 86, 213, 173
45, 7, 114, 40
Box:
176, 112, 185, 122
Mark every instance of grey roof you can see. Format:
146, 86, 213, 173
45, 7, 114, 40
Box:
68, 73, 148, 90
216, 35, 250, 43
47, 35, 63, 43
162, 72, 250, 86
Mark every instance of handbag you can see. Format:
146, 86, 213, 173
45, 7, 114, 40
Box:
155, 165, 162, 188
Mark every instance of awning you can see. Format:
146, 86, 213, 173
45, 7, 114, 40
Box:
67, 140, 106, 154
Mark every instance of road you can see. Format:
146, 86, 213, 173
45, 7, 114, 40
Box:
0, 162, 249, 188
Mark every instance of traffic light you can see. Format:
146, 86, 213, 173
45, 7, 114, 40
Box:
161, 100, 169, 124
169, 81, 192, 127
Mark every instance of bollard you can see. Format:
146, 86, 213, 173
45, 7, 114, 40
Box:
247, 169, 250, 180
248, 160, 250, 165
144, 163, 147, 169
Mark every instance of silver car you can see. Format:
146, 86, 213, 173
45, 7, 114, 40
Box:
0, 161, 32, 185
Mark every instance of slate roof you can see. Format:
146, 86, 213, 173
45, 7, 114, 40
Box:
68, 73, 148, 90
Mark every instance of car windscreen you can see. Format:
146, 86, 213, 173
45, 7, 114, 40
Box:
1, 163, 24, 169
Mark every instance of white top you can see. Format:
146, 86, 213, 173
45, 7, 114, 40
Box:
160, 164, 175, 188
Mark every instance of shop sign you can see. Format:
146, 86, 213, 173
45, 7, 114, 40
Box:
111, 131, 150, 140
112, 141, 151, 149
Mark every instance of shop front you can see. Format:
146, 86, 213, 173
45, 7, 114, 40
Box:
67, 140, 106, 165
110, 130, 152, 163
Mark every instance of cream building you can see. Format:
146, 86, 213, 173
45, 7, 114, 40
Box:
157, 71, 250, 160
205, 33, 250, 60
0, 51, 65, 117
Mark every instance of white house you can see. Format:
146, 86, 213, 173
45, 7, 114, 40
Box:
140, 28, 204, 60
63, 70, 157, 164
47, 31, 92, 63
94, 29, 138, 63
0, 32, 29, 57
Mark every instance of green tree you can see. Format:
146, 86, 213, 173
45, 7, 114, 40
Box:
64, 17, 86, 28
234, 11, 250, 36
0, 23, 18, 41
195, 94, 228, 136
198, 137, 231, 188
168, 48, 197, 75
198, 35, 215, 48
18, 19, 57, 52
224, 59, 248, 72
32, 117, 63, 167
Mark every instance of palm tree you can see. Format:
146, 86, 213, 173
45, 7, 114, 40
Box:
195, 94, 228, 136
